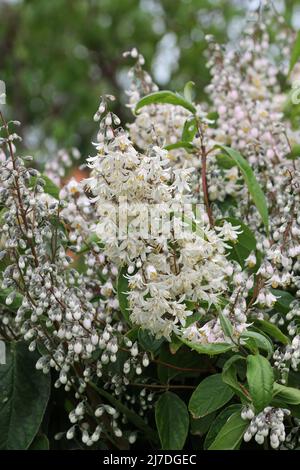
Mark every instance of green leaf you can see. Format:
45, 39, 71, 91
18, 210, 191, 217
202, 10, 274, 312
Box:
180, 337, 233, 356
0, 341, 51, 450
254, 319, 290, 345
286, 143, 300, 160
138, 329, 164, 356
30, 174, 60, 200
208, 411, 248, 450
183, 80, 195, 102
190, 412, 216, 437
273, 383, 300, 405
182, 116, 197, 142
270, 289, 295, 314
246, 354, 274, 412
29, 434, 49, 450
204, 404, 242, 449
289, 30, 300, 74
117, 266, 131, 325
241, 330, 273, 358
219, 313, 233, 338
216, 145, 269, 232
216, 217, 256, 267
157, 344, 206, 384
189, 374, 234, 418
164, 141, 196, 152
222, 355, 249, 401
215, 153, 236, 169
135, 90, 196, 115
155, 392, 189, 450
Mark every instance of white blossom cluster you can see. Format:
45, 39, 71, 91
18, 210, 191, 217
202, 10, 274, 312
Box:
85, 93, 244, 340
0, 120, 154, 446
2, 3, 300, 450
242, 406, 290, 449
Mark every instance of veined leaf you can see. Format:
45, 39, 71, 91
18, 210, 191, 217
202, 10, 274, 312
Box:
180, 337, 233, 356
246, 354, 274, 412
273, 383, 300, 405
241, 330, 273, 358
208, 411, 248, 450
189, 374, 234, 418
254, 319, 289, 345
155, 392, 189, 450
0, 341, 51, 450
204, 404, 242, 449
135, 90, 196, 115
222, 355, 250, 401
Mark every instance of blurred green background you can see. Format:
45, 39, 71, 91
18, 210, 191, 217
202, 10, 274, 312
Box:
0, 0, 299, 161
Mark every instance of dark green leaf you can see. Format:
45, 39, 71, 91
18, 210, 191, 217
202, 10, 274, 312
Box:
254, 320, 289, 345
29, 434, 49, 450
157, 344, 205, 384
273, 383, 300, 405
222, 355, 249, 401
189, 374, 234, 418
0, 341, 51, 450
241, 330, 273, 358
204, 404, 242, 449
190, 412, 216, 436
138, 329, 164, 355
155, 392, 189, 450
208, 411, 248, 450
246, 354, 274, 412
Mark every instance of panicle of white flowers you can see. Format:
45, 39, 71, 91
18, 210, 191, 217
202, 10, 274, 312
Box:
242, 406, 290, 449
0, 114, 155, 446
85, 95, 242, 339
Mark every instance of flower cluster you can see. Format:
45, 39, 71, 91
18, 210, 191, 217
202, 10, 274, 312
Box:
242, 406, 290, 449
1, 3, 300, 451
